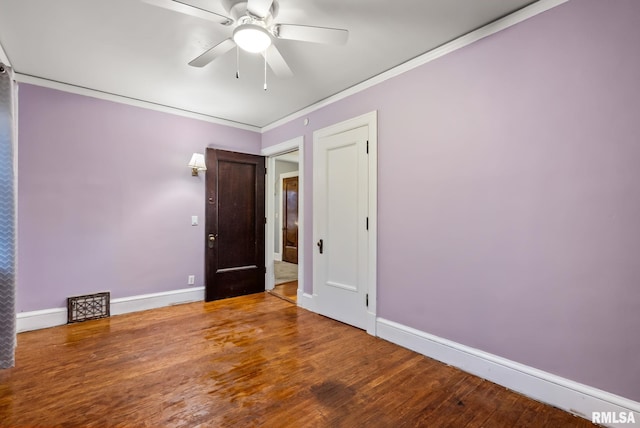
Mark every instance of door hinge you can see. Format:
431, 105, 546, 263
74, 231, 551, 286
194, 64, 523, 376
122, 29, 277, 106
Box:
366, 217, 369, 230
366, 294, 369, 307
265, 217, 267, 224
366, 140, 369, 154
264, 266, 267, 274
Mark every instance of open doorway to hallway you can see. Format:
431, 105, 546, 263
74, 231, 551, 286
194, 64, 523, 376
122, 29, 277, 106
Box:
272, 260, 298, 303
267, 149, 300, 304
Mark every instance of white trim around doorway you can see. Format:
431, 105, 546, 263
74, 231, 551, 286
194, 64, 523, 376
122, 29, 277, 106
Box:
262, 137, 304, 303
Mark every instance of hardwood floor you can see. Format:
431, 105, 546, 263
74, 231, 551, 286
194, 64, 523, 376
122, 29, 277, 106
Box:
269, 280, 298, 303
0, 293, 594, 427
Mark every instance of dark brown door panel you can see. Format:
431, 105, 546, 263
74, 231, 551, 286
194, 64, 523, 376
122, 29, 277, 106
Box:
282, 176, 299, 264
205, 149, 265, 301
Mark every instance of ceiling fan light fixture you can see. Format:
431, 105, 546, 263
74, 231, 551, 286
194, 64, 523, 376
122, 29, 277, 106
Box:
233, 24, 272, 53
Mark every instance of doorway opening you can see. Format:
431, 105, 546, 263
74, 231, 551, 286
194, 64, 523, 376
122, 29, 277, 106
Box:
263, 137, 304, 305
272, 152, 298, 302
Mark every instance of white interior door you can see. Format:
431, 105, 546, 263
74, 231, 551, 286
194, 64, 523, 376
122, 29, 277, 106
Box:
314, 125, 369, 329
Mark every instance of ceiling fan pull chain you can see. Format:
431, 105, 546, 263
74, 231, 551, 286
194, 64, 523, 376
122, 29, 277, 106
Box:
263, 49, 268, 91
236, 47, 240, 79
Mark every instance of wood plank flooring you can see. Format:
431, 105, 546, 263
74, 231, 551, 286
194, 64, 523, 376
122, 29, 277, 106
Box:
268, 280, 298, 304
0, 293, 594, 427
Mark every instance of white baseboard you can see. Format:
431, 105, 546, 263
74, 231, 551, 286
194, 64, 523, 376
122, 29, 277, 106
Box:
110, 287, 204, 316
16, 287, 205, 332
274, 253, 282, 262
377, 318, 640, 427
298, 292, 316, 311
16, 307, 67, 333
366, 311, 377, 336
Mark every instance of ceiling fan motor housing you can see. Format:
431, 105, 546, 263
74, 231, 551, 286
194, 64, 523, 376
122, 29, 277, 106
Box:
222, 0, 279, 21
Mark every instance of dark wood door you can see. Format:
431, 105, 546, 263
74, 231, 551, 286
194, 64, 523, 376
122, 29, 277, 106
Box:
282, 176, 299, 264
205, 149, 265, 301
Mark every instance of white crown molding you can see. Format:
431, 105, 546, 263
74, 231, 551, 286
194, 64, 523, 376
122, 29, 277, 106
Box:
14, 73, 261, 133
9, 0, 568, 135
377, 318, 640, 427
261, 0, 569, 133
16, 287, 204, 332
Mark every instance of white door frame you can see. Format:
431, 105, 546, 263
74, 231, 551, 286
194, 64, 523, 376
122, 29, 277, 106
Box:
278, 170, 299, 260
262, 136, 304, 303
312, 111, 378, 335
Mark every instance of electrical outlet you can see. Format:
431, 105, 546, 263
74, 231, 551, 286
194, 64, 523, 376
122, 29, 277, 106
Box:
188, 275, 195, 285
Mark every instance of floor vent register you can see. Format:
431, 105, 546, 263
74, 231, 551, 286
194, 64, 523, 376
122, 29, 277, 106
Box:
67, 292, 110, 323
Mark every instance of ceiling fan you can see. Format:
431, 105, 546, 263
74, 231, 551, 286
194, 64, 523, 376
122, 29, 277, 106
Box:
142, 0, 349, 82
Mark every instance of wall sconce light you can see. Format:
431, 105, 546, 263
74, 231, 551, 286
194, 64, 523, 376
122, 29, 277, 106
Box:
188, 153, 207, 176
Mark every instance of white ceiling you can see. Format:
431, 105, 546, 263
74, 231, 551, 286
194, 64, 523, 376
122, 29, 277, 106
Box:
0, 0, 536, 129
276, 150, 298, 164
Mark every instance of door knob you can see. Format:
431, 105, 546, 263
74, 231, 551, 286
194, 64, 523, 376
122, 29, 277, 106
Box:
208, 234, 216, 249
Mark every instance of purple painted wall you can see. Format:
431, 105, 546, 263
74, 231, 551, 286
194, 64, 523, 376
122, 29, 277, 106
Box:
17, 84, 260, 312
262, 0, 640, 402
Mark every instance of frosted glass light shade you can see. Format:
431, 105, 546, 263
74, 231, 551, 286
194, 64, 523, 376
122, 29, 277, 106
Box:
233, 24, 272, 53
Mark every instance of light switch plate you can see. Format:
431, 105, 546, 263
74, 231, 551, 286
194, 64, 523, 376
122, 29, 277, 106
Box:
191, 216, 198, 226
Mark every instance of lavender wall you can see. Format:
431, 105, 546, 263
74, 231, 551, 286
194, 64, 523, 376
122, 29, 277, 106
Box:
262, 0, 640, 402
17, 84, 260, 312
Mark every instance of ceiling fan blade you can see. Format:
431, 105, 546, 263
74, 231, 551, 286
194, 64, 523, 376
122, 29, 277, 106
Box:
246, 0, 274, 18
188, 38, 236, 67
275, 24, 348, 45
262, 45, 293, 78
141, 0, 233, 25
